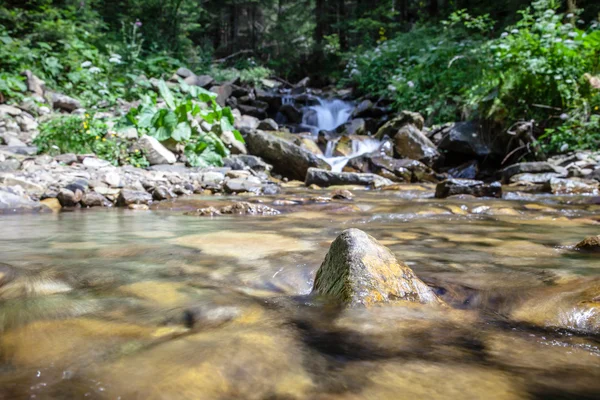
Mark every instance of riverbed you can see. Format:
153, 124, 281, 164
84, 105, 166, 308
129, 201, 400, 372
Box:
1, 185, 599, 399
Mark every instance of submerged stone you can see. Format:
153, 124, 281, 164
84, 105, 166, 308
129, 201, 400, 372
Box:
312, 229, 441, 307
435, 179, 502, 199
306, 168, 393, 188
575, 235, 600, 252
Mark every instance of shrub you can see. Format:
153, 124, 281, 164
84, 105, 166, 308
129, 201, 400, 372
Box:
123, 80, 244, 167
34, 113, 149, 168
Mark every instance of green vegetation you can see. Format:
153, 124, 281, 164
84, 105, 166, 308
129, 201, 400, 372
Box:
123, 80, 243, 167
1, 0, 599, 158
34, 113, 150, 168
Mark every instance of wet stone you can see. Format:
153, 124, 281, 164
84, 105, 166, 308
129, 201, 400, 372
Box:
312, 228, 442, 307
435, 179, 502, 199
116, 190, 152, 207
57, 188, 82, 207
575, 235, 600, 253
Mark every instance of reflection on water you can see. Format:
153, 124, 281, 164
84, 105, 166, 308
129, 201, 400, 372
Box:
0, 187, 599, 399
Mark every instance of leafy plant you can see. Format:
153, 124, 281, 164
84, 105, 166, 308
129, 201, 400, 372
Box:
34, 113, 149, 168
123, 79, 244, 167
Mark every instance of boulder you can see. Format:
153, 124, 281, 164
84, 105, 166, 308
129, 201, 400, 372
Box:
55, 153, 78, 165
502, 162, 559, 183
312, 229, 441, 307
138, 135, 176, 165
116, 190, 152, 207
245, 130, 329, 181
223, 177, 263, 194
393, 124, 440, 166
352, 100, 388, 119
438, 121, 490, 159
0, 105, 22, 117
235, 115, 260, 133
368, 155, 436, 183
184, 75, 215, 88
306, 168, 393, 188
279, 104, 303, 124
375, 111, 424, 139
257, 119, 279, 131
0, 190, 43, 213
57, 188, 83, 207
49, 92, 81, 112
22, 70, 45, 97
224, 155, 273, 173
0, 159, 21, 172
336, 119, 367, 136
210, 84, 233, 107
176, 67, 195, 79
575, 236, 600, 253
435, 179, 502, 198
221, 131, 247, 155
152, 186, 175, 201
81, 191, 109, 208
238, 104, 267, 120
447, 160, 478, 180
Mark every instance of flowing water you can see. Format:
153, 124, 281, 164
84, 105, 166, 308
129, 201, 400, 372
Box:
1, 187, 600, 399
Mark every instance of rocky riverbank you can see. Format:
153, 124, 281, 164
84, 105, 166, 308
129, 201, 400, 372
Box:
2, 69, 600, 213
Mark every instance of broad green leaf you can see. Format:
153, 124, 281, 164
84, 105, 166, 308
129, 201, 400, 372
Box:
220, 116, 234, 132
151, 108, 168, 127
232, 129, 245, 144
157, 80, 176, 110
172, 122, 192, 141
163, 111, 178, 135
138, 108, 157, 129
153, 126, 171, 141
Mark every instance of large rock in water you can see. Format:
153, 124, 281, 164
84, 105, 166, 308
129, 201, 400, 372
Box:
392, 124, 440, 166
245, 130, 329, 181
375, 111, 425, 138
435, 179, 502, 198
312, 229, 441, 307
438, 121, 490, 159
305, 168, 393, 188
502, 162, 560, 183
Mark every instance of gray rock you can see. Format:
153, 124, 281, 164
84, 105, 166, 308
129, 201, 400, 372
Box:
438, 121, 490, 159
221, 130, 247, 155
2, 135, 26, 147
50, 92, 81, 112
0, 146, 37, 156
502, 162, 559, 183
510, 172, 562, 185
312, 229, 441, 307
246, 130, 329, 181
279, 104, 303, 124
305, 168, 393, 188
447, 160, 478, 180
224, 177, 263, 193
0, 159, 21, 172
22, 70, 45, 97
0, 189, 43, 213
368, 155, 436, 183
235, 115, 260, 133
375, 111, 425, 139
1, 177, 44, 195
116, 190, 153, 207
176, 67, 195, 79
184, 74, 214, 88
210, 84, 233, 107
257, 119, 279, 131
138, 135, 177, 165
435, 179, 502, 198
152, 186, 175, 201
198, 171, 225, 186
392, 124, 440, 166
0, 105, 22, 117
55, 153, 78, 165
81, 191, 109, 208
57, 188, 83, 207
82, 157, 112, 169
336, 119, 367, 136
224, 155, 273, 172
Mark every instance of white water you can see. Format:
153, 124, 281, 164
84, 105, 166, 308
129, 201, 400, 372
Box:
321, 138, 383, 173
302, 98, 354, 134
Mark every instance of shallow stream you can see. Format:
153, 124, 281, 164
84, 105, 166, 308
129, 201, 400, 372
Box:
1, 186, 599, 399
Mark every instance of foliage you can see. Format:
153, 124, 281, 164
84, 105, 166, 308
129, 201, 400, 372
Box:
34, 113, 149, 168
123, 80, 244, 167
343, 11, 493, 123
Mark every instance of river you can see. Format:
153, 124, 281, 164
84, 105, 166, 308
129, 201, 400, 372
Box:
0, 186, 599, 399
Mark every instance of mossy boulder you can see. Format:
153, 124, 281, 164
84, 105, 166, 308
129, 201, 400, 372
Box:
312, 229, 441, 307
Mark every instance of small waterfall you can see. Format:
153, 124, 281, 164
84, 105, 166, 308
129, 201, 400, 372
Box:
320, 138, 383, 173
302, 98, 353, 134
